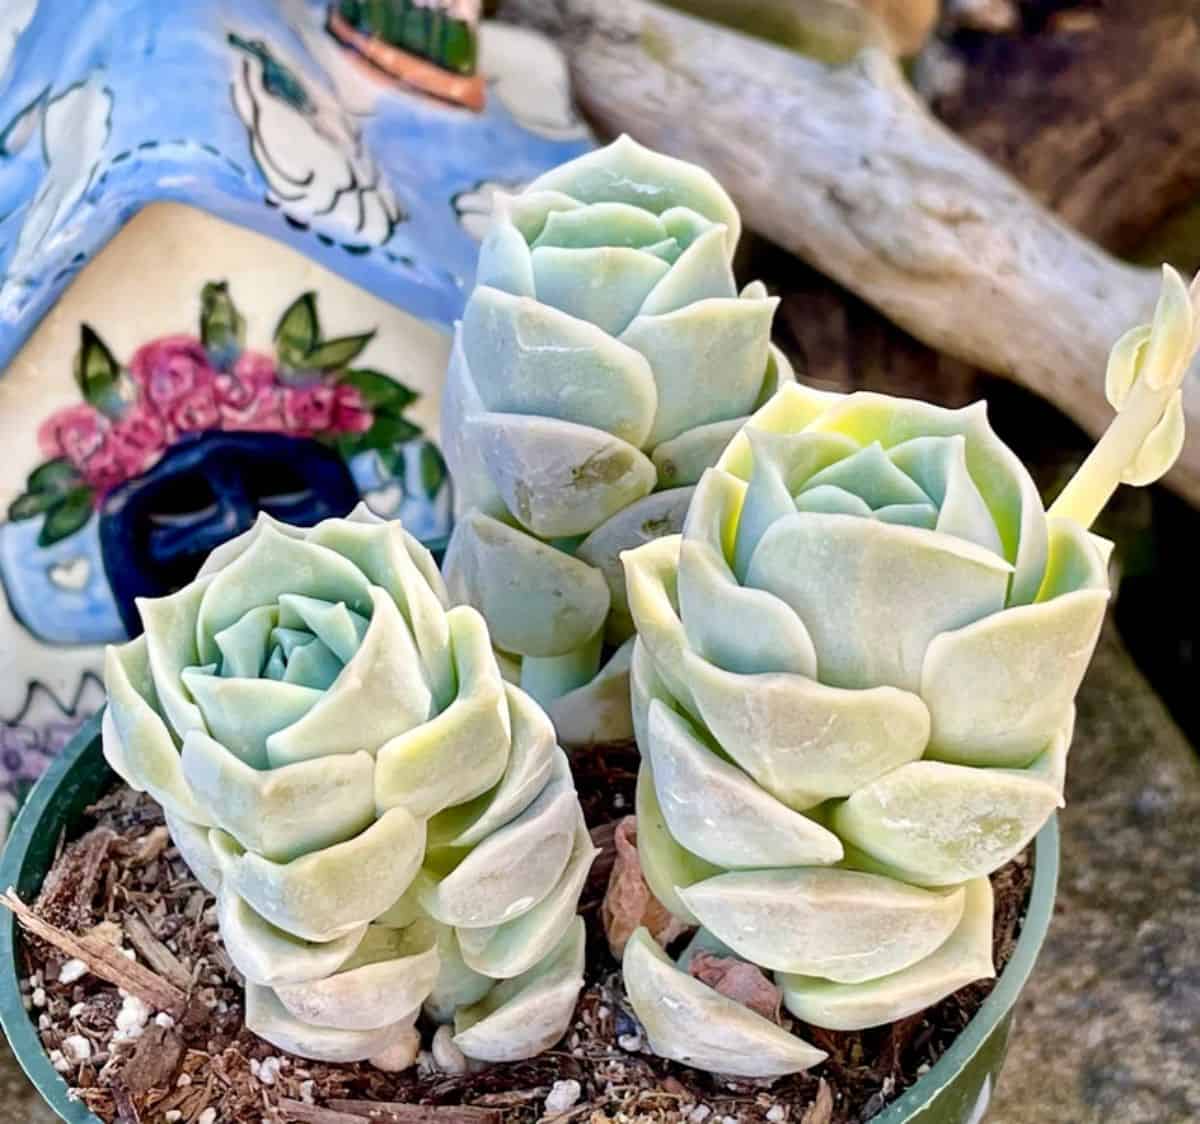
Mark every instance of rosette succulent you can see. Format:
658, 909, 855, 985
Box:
442, 135, 793, 744
619, 267, 1198, 1077
101, 507, 593, 1065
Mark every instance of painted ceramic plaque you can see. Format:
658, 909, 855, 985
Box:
0, 0, 592, 839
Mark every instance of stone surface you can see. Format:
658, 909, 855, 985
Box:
991, 624, 1200, 1124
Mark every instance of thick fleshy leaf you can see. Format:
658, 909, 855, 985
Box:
1037, 516, 1110, 601
503, 189, 581, 244
652, 417, 746, 489
800, 442, 929, 509
634, 760, 721, 925
375, 606, 510, 819
639, 225, 737, 317
526, 134, 741, 254
280, 637, 342, 690
832, 759, 1061, 885
732, 428, 858, 579
196, 523, 372, 664
137, 579, 211, 738
274, 924, 440, 1031
462, 285, 657, 447
646, 700, 843, 869
424, 923, 495, 1025
458, 815, 595, 978
441, 327, 507, 518
680, 469, 817, 677
1124, 389, 1186, 485
246, 983, 418, 1064
576, 487, 695, 621
266, 587, 432, 766
443, 511, 610, 658
428, 683, 557, 849
419, 754, 577, 928
181, 731, 374, 862
547, 637, 636, 746
103, 640, 211, 825
623, 928, 825, 1078
469, 412, 656, 538
221, 808, 426, 941
214, 605, 278, 678
780, 877, 995, 1031
921, 589, 1106, 768
889, 435, 1004, 557
680, 869, 964, 982
620, 535, 698, 714
307, 516, 454, 710
746, 512, 1011, 691
532, 201, 668, 250
453, 917, 585, 1063
682, 651, 929, 810
622, 296, 777, 448
532, 245, 671, 336
194, 512, 307, 577
218, 887, 366, 988
163, 810, 223, 896
718, 382, 845, 480
275, 594, 368, 663
476, 218, 536, 297
180, 670, 322, 770
804, 394, 1048, 606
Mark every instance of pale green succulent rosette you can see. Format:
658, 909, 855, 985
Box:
442, 135, 793, 744
618, 267, 1199, 1078
102, 507, 594, 1066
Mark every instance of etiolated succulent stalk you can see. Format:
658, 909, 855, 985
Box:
102, 507, 593, 1066
618, 266, 1198, 1078
442, 135, 793, 745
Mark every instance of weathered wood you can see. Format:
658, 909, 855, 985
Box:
498, 0, 1200, 509
0, 889, 188, 1019
934, 1, 1200, 256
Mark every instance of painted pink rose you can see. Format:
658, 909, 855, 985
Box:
38, 403, 107, 467
332, 384, 374, 434
282, 384, 336, 436
216, 377, 287, 432
109, 404, 170, 480
129, 336, 216, 412
230, 350, 279, 388
167, 387, 222, 434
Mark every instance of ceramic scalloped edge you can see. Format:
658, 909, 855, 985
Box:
619, 265, 1198, 1077
441, 134, 796, 745
101, 505, 593, 1066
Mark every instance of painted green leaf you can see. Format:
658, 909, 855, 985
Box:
364, 413, 423, 450
274, 292, 320, 367
307, 332, 376, 371
39, 488, 94, 546
9, 491, 57, 520
26, 457, 82, 496
419, 443, 447, 499
340, 368, 419, 410
73, 325, 120, 409
200, 281, 246, 356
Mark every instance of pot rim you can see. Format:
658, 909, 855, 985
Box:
0, 715, 1060, 1123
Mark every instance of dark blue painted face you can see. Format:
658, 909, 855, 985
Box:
99, 431, 360, 636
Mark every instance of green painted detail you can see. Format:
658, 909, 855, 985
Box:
336, 0, 478, 76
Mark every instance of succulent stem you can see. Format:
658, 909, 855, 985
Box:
1049, 266, 1199, 530
518, 630, 604, 710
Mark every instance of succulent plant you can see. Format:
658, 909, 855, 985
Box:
102, 507, 593, 1065
619, 267, 1198, 1077
442, 135, 793, 745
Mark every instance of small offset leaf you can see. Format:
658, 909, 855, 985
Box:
1103, 324, 1150, 411
73, 325, 120, 407
27, 457, 82, 495
274, 292, 320, 367
306, 332, 376, 371
1142, 264, 1194, 391
419, 442, 447, 499
1122, 390, 1186, 486
200, 281, 246, 355
39, 488, 94, 546
339, 368, 419, 410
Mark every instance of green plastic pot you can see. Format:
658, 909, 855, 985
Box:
0, 718, 1059, 1124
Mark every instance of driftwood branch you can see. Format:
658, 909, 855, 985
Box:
1, 888, 187, 1019
499, 0, 1200, 507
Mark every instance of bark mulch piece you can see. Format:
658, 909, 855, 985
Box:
9, 757, 1033, 1124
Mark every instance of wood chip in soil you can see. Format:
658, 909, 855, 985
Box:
11, 750, 1032, 1123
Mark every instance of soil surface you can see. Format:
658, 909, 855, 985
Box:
13, 747, 1031, 1124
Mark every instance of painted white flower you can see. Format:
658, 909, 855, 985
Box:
229, 33, 401, 249
479, 23, 587, 141
0, 0, 37, 85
